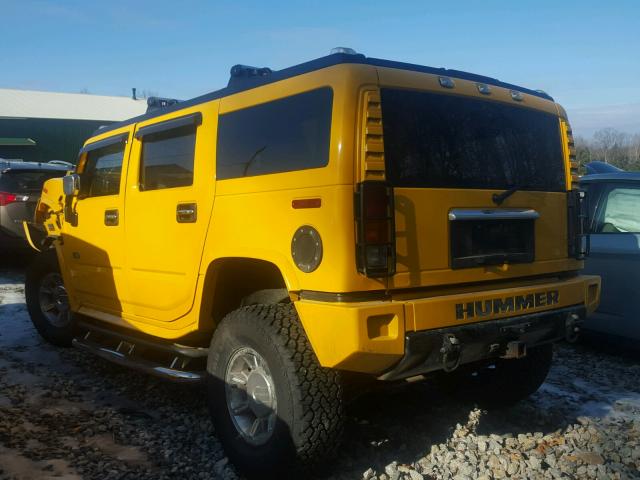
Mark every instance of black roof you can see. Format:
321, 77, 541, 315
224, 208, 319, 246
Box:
580, 172, 640, 184
94, 52, 555, 137
584, 161, 623, 175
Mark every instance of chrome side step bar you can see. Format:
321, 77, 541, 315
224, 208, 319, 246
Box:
72, 327, 207, 384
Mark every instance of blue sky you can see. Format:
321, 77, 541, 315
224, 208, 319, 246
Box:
2, 0, 639, 135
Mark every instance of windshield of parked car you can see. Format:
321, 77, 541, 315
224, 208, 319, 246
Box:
0, 169, 66, 193
599, 187, 640, 233
380, 88, 566, 192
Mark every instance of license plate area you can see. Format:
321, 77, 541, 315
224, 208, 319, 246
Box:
449, 209, 537, 269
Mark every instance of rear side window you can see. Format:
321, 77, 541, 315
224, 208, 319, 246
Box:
217, 87, 333, 179
80, 141, 125, 198
140, 124, 196, 191
0, 170, 65, 193
381, 88, 566, 192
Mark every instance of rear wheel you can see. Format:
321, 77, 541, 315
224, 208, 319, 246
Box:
25, 250, 75, 347
437, 344, 554, 408
206, 304, 344, 477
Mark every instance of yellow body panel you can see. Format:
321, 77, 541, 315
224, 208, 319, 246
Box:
295, 300, 406, 373
392, 189, 582, 288
45, 59, 600, 368
201, 64, 384, 295
36, 177, 65, 235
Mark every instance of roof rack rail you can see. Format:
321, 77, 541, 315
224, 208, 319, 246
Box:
228, 64, 272, 88
146, 96, 181, 113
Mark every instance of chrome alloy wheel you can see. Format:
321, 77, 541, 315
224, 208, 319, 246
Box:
38, 272, 71, 327
225, 347, 277, 445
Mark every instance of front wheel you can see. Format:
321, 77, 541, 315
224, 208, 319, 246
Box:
206, 304, 344, 477
25, 250, 76, 347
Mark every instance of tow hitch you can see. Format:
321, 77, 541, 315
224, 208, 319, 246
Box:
565, 313, 581, 343
502, 341, 527, 359
440, 334, 461, 372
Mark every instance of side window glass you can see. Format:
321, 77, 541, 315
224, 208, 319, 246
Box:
217, 87, 333, 179
597, 187, 640, 233
140, 124, 196, 191
80, 142, 125, 198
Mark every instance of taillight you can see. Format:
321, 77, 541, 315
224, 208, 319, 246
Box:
568, 189, 589, 259
355, 181, 396, 277
0, 191, 17, 206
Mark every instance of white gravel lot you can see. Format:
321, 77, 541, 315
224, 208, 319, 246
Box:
1, 264, 639, 480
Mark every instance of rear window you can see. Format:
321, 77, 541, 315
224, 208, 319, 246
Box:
380, 88, 566, 191
216, 87, 333, 180
0, 170, 65, 193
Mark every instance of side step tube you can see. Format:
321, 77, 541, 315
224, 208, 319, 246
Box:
72, 331, 206, 384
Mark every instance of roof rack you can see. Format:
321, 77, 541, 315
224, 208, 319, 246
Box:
228, 64, 273, 88
94, 52, 555, 137
146, 96, 181, 113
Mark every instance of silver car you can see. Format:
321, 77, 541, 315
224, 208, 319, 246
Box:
581, 171, 640, 341
0, 160, 68, 252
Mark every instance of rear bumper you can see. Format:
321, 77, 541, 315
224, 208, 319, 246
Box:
295, 274, 600, 375
378, 305, 582, 381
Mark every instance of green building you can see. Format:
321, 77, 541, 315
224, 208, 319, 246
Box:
0, 89, 147, 164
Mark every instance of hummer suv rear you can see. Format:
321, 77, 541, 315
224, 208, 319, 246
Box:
24, 50, 600, 476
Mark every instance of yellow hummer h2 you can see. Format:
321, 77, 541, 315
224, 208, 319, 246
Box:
25, 49, 600, 475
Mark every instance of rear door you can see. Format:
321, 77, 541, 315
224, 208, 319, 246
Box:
122, 107, 215, 322
583, 182, 640, 339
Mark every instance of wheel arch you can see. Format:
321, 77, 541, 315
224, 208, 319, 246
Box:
199, 256, 298, 334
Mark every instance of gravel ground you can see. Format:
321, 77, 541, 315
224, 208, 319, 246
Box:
1, 261, 639, 480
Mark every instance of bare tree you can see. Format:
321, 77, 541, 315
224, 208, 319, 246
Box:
573, 135, 593, 174
578, 128, 640, 172
593, 127, 630, 164
630, 134, 640, 166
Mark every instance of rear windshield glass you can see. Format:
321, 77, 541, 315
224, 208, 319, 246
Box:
380, 88, 566, 191
0, 170, 65, 193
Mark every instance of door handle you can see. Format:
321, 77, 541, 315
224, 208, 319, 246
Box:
104, 209, 119, 226
176, 203, 197, 223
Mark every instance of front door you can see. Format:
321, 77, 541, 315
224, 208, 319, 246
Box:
584, 182, 640, 339
60, 130, 131, 314
122, 108, 215, 322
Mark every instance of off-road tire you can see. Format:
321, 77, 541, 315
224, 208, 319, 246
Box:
438, 343, 554, 408
25, 249, 75, 347
206, 304, 344, 477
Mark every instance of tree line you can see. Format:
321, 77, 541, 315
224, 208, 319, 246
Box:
575, 128, 640, 172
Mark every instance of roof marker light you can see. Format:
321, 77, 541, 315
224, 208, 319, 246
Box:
438, 76, 455, 89
330, 47, 358, 55
477, 83, 491, 95
510, 90, 524, 101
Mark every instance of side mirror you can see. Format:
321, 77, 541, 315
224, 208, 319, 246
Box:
63, 174, 80, 196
